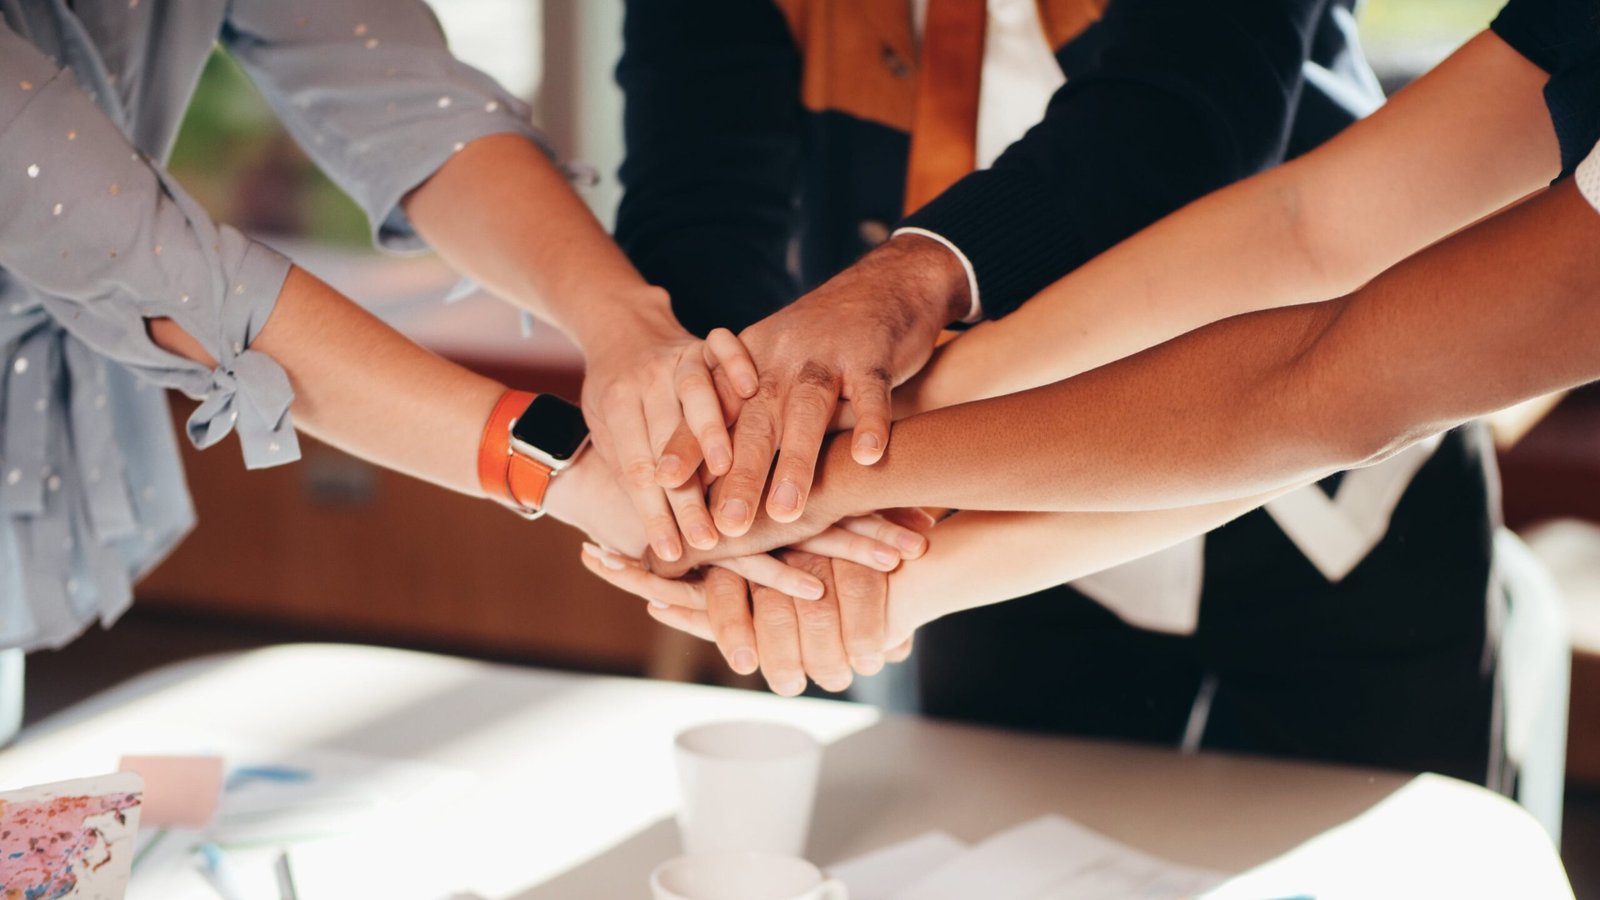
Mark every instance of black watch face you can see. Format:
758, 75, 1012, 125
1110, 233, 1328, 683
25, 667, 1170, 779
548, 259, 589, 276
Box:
511, 394, 590, 462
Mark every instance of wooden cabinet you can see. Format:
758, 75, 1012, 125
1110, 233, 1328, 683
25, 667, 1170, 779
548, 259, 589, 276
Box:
135, 401, 659, 671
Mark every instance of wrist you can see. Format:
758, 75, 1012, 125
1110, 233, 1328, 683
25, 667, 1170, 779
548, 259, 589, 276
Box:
876, 233, 972, 328
573, 285, 681, 361
539, 450, 593, 524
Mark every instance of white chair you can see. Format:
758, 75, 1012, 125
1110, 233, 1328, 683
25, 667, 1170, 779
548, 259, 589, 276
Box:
1496, 528, 1572, 843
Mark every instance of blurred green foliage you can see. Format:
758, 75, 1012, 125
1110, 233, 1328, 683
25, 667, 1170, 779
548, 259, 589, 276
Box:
166, 1, 1510, 250
1360, 0, 1507, 37
168, 49, 371, 248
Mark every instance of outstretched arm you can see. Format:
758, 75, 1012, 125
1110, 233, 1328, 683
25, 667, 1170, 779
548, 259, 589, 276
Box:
595, 486, 1294, 691
681, 173, 1600, 561
899, 31, 1560, 414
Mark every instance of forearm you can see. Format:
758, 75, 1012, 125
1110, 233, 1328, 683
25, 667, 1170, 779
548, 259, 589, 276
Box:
903, 32, 1558, 415
848, 180, 1600, 516
903, 167, 1322, 413
155, 266, 503, 496
890, 487, 1297, 634
403, 133, 678, 355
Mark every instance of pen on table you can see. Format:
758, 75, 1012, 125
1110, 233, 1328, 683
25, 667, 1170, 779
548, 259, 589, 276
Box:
275, 849, 301, 900
194, 842, 246, 900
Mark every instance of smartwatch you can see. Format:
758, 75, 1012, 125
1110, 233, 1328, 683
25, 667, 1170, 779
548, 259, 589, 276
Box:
477, 390, 590, 518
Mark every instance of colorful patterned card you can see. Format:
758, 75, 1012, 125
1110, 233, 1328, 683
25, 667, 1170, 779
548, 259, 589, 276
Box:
1, 773, 143, 900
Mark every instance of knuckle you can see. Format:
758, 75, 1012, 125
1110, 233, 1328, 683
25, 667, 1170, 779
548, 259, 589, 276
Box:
870, 520, 899, 545
854, 366, 893, 390
624, 460, 660, 490
794, 361, 840, 391
721, 468, 768, 495
835, 563, 886, 599
601, 381, 634, 405
707, 584, 747, 615
785, 388, 834, 423
735, 401, 777, 439
753, 601, 797, 631
796, 605, 841, 636
677, 369, 715, 395
848, 535, 877, 561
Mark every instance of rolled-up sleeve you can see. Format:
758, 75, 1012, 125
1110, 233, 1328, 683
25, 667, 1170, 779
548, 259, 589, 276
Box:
222, 0, 551, 253
0, 24, 298, 470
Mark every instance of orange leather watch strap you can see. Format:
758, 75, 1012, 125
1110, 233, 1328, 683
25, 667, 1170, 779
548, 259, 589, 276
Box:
477, 389, 537, 508
507, 453, 554, 512
903, 0, 987, 214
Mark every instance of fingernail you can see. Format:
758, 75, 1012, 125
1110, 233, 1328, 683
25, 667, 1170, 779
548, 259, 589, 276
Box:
656, 454, 682, 482
856, 433, 881, 454
600, 552, 627, 571
737, 376, 759, 397
653, 539, 680, 562
795, 577, 825, 601
732, 648, 758, 674
649, 598, 670, 609
689, 523, 717, 548
581, 542, 604, 559
853, 654, 885, 675
898, 533, 927, 555
720, 498, 750, 527
871, 547, 899, 568
707, 445, 731, 474
776, 678, 806, 697
772, 481, 800, 514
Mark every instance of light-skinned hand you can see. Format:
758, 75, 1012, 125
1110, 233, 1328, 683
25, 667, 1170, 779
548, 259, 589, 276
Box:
580, 312, 759, 563
652, 235, 969, 537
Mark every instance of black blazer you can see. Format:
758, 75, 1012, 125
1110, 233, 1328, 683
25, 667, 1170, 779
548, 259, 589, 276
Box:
615, 0, 1383, 336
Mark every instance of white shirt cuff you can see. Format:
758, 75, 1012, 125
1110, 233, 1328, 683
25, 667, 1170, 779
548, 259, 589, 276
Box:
892, 226, 984, 324
1578, 141, 1600, 215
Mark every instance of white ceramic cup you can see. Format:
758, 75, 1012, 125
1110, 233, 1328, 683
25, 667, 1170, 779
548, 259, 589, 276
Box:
650, 851, 848, 900
674, 721, 823, 856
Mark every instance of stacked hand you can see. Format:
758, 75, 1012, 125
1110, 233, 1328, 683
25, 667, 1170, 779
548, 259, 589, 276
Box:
571, 235, 970, 693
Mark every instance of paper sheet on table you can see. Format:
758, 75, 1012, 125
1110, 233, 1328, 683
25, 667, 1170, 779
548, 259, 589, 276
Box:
828, 816, 1224, 900
1201, 774, 1574, 900
826, 831, 968, 900
126, 743, 473, 900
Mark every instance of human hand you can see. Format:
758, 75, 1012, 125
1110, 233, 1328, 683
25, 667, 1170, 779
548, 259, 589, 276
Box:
582, 502, 927, 593
583, 546, 918, 695
652, 434, 929, 578
579, 303, 759, 562
655, 235, 967, 537
542, 451, 650, 558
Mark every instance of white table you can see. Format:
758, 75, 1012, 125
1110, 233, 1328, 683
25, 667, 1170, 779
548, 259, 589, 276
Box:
0, 644, 1571, 898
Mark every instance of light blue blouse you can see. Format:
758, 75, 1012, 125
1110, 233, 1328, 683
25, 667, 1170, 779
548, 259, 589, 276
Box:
0, 0, 547, 651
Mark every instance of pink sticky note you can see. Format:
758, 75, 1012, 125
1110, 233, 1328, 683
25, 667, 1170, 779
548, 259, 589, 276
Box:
118, 754, 225, 828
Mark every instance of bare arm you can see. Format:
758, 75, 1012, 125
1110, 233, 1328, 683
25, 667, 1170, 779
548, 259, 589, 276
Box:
675, 176, 1600, 562
597, 486, 1296, 689
901, 31, 1560, 413
402, 134, 676, 357
885, 486, 1300, 642
149, 266, 646, 553
403, 133, 759, 564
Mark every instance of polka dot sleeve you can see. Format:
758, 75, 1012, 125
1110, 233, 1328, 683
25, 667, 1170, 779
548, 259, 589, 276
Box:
223, 0, 553, 254
0, 24, 299, 472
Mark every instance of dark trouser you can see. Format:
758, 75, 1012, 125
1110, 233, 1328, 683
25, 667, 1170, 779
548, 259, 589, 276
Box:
915, 425, 1501, 786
